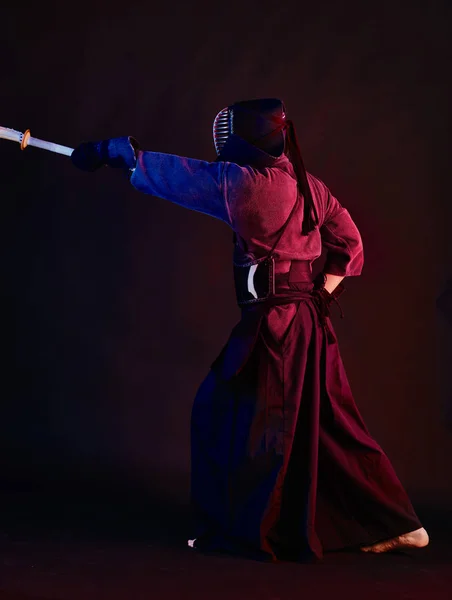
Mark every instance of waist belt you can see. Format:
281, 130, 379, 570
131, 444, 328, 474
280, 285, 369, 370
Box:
233, 256, 343, 344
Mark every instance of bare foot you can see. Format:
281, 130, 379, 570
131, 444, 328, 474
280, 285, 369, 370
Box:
361, 527, 429, 553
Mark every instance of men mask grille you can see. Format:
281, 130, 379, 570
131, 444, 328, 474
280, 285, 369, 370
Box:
213, 107, 233, 155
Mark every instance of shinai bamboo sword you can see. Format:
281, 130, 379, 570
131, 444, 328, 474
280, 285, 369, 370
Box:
0, 125, 73, 156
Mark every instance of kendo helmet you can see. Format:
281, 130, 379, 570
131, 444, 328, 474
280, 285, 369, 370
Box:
213, 98, 287, 159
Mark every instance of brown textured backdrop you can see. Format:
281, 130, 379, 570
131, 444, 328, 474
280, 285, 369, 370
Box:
1, 0, 451, 511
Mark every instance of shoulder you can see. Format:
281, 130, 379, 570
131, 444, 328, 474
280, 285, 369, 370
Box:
225, 161, 296, 191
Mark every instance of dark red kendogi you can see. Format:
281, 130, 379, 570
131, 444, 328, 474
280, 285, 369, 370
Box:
72, 98, 423, 561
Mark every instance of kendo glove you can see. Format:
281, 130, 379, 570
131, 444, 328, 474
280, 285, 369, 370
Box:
71, 136, 139, 173
312, 272, 345, 322
311, 272, 345, 344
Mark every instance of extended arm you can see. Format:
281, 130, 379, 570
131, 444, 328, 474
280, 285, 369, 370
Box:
71, 136, 232, 226
130, 149, 231, 224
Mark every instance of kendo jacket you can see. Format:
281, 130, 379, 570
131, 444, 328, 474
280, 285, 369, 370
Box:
129, 148, 364, 279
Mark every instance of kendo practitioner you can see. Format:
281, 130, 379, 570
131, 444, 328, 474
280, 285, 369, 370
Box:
71, 98, 429, 561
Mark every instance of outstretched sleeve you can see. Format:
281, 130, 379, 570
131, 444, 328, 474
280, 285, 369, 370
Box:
320, 189, 364, 277
129, 149, 232, 225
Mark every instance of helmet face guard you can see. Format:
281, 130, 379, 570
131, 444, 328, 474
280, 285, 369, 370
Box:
213, 107, 233, 155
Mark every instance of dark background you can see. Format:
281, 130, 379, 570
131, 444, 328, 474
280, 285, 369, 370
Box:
1, 0, 451, 523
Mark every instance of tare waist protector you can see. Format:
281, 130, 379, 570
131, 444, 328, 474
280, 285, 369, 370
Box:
233, 256, 276, 306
